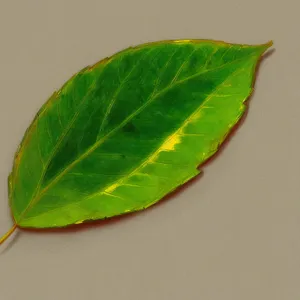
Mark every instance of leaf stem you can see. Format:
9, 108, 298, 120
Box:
0, 223, 17, 245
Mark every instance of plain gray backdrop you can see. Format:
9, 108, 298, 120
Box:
0, 0, 298, 299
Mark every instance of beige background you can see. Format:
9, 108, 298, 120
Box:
0, 0, 298, 299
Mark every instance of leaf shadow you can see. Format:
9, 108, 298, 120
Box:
19, 47, 275, 239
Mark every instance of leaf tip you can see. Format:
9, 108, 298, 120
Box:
264, 40, 274, 49
255, 40, 274, 57
259, 40, 274, 53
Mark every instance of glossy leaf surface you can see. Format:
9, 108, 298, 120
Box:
8, 39, 271, 229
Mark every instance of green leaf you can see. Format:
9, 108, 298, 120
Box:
2, 39, 272, 241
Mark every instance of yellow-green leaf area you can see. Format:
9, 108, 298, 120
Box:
8, 39, 272, 228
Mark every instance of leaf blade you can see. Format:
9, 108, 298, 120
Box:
9, 39, 272, 228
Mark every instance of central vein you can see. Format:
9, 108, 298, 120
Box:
21, 52, 250, 220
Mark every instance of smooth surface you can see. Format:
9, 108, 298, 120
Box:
10, 40, 269, 228
0, 0, 298, 299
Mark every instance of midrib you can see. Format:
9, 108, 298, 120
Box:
21, 63, 248, 223
20, 54, 252, 221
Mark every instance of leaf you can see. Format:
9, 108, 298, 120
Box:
1, 39, 272, 243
